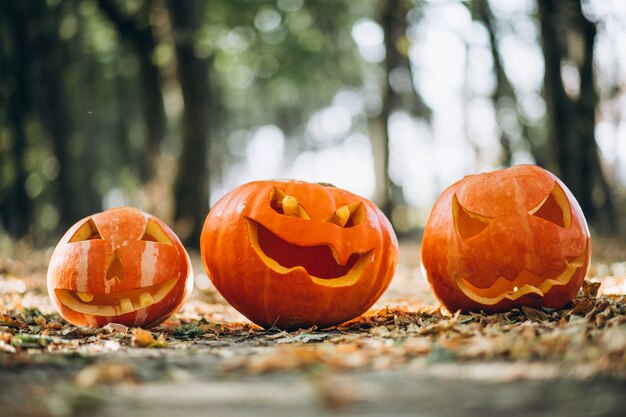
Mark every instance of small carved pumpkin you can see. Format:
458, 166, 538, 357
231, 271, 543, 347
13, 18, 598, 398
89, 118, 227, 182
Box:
47, 207, 193, 327
200, 180, 398, 330
421, 165, 590, 313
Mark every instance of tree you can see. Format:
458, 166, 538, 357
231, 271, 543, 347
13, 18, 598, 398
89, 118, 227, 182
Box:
470, 0, 549, 167
96, 0, 167, 180
374, 0, 430, 220
538, 0, 616, 230
32, 1, 102, 227
167, 0, 213, 245
0, 1, 31, 237
1, 1, 102, 235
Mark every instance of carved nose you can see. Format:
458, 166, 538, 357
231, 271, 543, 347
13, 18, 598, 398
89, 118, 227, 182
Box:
106, 252, 125, 281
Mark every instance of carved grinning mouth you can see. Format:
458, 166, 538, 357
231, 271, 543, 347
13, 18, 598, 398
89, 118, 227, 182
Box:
245, 218, 371, 287
55, 278, 178, 316
455, 252, 587, 305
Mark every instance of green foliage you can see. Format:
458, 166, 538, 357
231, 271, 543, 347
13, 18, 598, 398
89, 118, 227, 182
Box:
0, 0, 375, 245
206, 0, 365, 133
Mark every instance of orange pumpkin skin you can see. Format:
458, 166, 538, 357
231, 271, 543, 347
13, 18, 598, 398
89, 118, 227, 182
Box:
47, 207, 193, 328
200, 180, 398, 330
421, 165, 590, 313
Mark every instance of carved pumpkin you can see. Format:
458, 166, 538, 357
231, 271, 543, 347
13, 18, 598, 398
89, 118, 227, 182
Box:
200, 180, 398, 330
47, 207, 193, 328
421, 165, 590, 313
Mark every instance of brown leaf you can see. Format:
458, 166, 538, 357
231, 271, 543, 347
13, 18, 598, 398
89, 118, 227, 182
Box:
104, 322, 128, 335
585, 300, 610, 321
33, 315, 47, 326
522, 306, 549, 322
266, 331, 291, 340
571, 298, 594, 316
0, 315, 17, 328
582, 280, 601, 297
131, 328, 167, 348
406, 323, 420, 333
369, 326, 392, 337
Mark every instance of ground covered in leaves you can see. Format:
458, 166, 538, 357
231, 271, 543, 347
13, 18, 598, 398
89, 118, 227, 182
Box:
1, 239, 626, 416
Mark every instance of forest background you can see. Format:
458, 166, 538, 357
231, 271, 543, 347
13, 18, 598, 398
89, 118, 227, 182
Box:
1, 0, 625, 247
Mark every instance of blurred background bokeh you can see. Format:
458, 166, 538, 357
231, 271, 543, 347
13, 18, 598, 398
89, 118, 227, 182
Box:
1, 0, 625, 247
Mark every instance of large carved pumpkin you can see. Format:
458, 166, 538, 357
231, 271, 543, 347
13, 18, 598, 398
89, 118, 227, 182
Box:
421, 165, 590, 313
200, 180, 398, 330
47, 207, 193, 327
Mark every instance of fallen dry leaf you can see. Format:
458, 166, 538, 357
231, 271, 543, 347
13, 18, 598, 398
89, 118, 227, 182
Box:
131, 328, 167, 348
521, 306, 549, 322
104, 322, 129, 335
583, 280, 602, 297
571, 298, 595, 316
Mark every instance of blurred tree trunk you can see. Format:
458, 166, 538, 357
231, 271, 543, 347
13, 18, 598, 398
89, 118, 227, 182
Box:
471, 0, 549, 167
31, 3, 89, 228
75, 6, 102, 217
1, 1, 101, 235
97, 0, 167, 181
374, 0, 430, 223
0, 1, 31, 237
167, 0, 212, 245
372, 0, 396, 220
538, 0, 616, 230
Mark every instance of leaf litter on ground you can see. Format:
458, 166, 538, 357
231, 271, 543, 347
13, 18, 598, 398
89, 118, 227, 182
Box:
0, 240, 625, 380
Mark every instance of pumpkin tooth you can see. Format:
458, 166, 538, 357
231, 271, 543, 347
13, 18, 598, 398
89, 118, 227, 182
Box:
97, 305, 117, 316
76, 292, 94, 302
333, 205, 350, 227
329, 246, 342, 265
120, 298, 134, 315
139, 292, 154, 308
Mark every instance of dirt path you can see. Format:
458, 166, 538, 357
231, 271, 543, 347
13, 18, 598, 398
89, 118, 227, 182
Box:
2, 348, 625, 417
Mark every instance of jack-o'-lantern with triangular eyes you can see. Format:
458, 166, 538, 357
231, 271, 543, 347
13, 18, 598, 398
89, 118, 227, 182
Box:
200, 180, 398, 330
421, 165, 591, 313
47, 207, 193, 328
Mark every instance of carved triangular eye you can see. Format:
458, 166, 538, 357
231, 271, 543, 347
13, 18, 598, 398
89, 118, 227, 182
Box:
528, 182, 571, 228
140, 219, 173, 245
452, 195, 492, 239
68, 219, 103, 242
270, 187, 310, 219
326, 202, 365, 228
